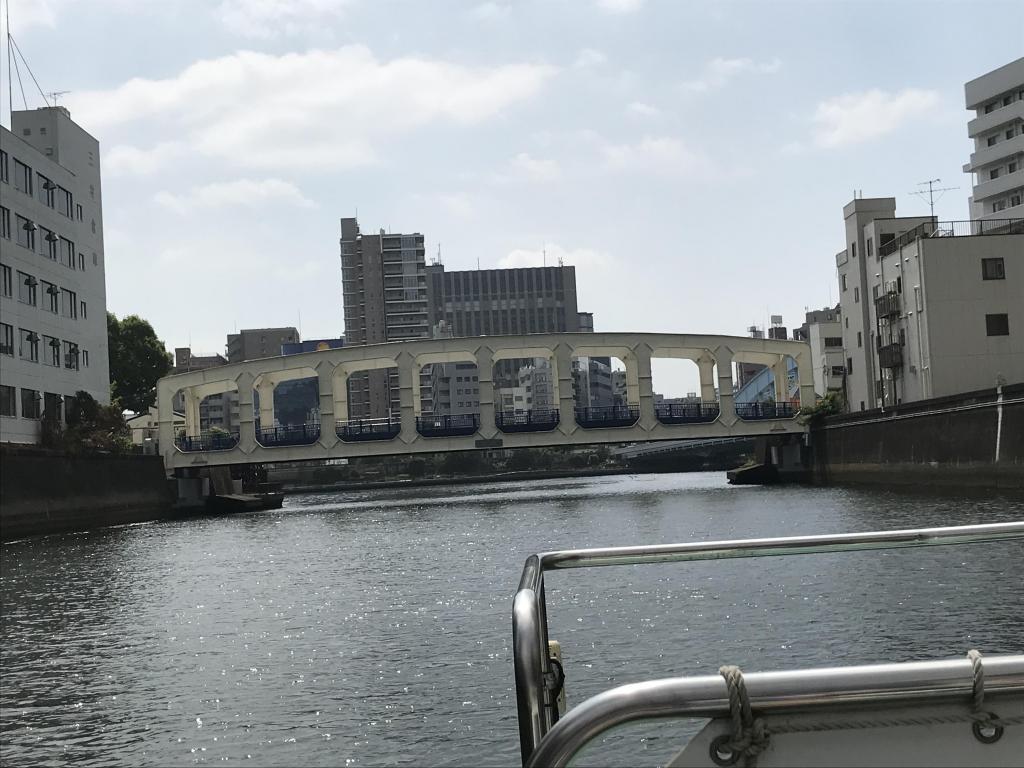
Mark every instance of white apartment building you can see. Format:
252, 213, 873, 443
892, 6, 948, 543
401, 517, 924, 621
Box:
1, 107, 109, 443
836, 197, 1022, 410
794, 306, 845, 397
964, 57, 1024, 221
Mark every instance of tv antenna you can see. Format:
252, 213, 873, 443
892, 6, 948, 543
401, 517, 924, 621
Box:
910, 178, 958, 219
45, 90, 69, 106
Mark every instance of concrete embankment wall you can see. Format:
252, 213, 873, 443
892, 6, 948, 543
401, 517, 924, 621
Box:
811, 383, 1024, 488
0, 446, 173, 541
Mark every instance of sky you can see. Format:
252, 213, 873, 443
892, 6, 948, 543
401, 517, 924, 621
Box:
2, 0, 1022, 396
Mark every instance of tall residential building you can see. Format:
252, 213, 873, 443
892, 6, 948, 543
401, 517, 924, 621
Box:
227, 327, 299, 362
964, 57, 1024, 221
340, 217, 428, 419
1, 107, 109, 444
835, 197, 1022, 410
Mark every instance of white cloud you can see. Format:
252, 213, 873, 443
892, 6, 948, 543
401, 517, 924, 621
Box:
509, 152, 561, 182
154, 178, 317, 213
68, 46, 557, 172
811, 88, 940, 148
104, 142, 189, 176
437, 193, 476, 218
682, 56, 781, 93
216, 0, 350, 38
596, 0, 644, 14
601, 136, 712, 176
500, 244, 612, 270
574, 48, 608, 68
626, 101, 660, 118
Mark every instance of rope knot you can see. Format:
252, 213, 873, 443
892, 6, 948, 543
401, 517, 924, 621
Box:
717, 664, 770, 767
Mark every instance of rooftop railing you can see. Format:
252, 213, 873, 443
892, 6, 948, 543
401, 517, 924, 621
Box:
878, 218, 1023, 257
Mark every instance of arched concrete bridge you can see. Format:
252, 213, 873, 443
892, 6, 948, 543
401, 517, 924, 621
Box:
157, 332, 813, 473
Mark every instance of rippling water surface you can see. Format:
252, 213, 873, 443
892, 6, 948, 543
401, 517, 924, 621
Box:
2, 473, 1022, 767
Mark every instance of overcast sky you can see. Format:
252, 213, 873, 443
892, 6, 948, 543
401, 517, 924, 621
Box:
3, 0, 1022, 394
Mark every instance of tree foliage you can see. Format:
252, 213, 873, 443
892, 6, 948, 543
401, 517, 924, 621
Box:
108, 313, 172, 414
41, 391, 130, 454
797, 391, 845, 426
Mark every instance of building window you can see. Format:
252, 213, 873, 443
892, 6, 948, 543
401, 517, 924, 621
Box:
13, 159, 32, 194
82, 349, 90, 367
43, 281, 59, 312
847, 357, 854, 375
0, 206, 8, 239
1010, 162, 1018, 174
0, 150, 7, 183
982, 258, 1005, 280
21, 388, 41, 419
64, 341, 80, 370
854, 286, 860, 303
985, 102, 996, 114
78, 252, 85, 271
987, 135, 998, 147
19, 329, 39, 362
0, 384, 15, 417
1, 264, 10, 297
58, 187, 73, 218
80, 300, 87, 319
76, 203, 83, 221
15, 215, 35, 250
824, 336, 843, 348
41, 227, 58, 259
866, 237, 873, 257
990, 168, 1000, 180
993, 200, 1007, 212
985, 313, 1010, 336
17, 271, 37, 306
851, 242, 857, 259
0, 323, 13, 356
1012, 194, 1022, 208
37, 173, 56, 207
857, 331, 863, 348
43, 335, 61, 366
841, 274, 847, 291
60, 237, 75, 269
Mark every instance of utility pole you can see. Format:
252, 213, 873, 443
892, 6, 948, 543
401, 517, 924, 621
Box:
910, 178, 958, 219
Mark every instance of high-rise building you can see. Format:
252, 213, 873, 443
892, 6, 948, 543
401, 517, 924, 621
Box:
227, 327, 299, 363
964, 57, 1024, 221
1, 107, 110, 443
340, 217, 428, 419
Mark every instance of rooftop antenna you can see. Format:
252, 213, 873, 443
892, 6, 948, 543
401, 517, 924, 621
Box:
910, 178, 958, 219
46, 89, 69, 106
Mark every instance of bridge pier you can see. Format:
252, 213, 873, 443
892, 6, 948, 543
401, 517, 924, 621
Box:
697, 354, 716, 403
317, 361, 339, 449
713, 347, 737, 422
633, 344, 656, 430
236, 372, 257, 453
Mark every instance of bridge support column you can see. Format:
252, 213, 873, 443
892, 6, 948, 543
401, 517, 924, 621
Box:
633, 344, 655, 429
235, 372, 256, 452
697, 354, 716, 403
475, 346, 497, 438
158, 380, 175, 469
317, 361, 339, 448
397, 351, 416, 443
555, 343, 576, 434
714, 347, 736, 422
772, 358, 788, 403
256, 379, 275, 429
184, 389, 201, 435
794, 350, 816, 409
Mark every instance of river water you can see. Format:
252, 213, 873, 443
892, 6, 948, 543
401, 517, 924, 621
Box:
1, 473, 1022, 767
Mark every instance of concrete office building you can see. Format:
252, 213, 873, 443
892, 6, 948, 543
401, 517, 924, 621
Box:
964, 57, 1024, 221
793, 306, 845, 397
1, 107, 109, 443
835, 197, 1023, 409
227, 327, 299, 363
340, 217, 428, 419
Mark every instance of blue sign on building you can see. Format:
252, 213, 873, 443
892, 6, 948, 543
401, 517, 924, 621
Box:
281, 338, 345, 355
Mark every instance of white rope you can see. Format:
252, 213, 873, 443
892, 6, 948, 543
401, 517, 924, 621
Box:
718, 664, 770, 767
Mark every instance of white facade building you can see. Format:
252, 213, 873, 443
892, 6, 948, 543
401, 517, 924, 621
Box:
835, 197, 1022, 410
964, 57, 1024, 221
1, 107, 109, 443
794, 306, 845, 397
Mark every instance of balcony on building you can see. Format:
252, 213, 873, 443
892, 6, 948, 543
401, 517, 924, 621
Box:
175, 430, 240, 452
416, 413, 480, 438
878, 343, 903, 370
734, 401, 797, 421
257, 422, 320, 447
574, 404, 640, 428
875, 292, 901, 319
654, 402, 720, 425
336, 417, 402, 442
495, 408, 559, 433
879, 218, 1024, 257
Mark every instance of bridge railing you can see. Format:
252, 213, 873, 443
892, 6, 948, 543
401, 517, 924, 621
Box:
257, 422, 320, 447
574, 405, 640, 428
174, 430, 240, 452
735, 401, 797, 420
654, 402, 720, 424
336, 418, 402, 442
416, 413, 481, 438
496, 409, 560, 433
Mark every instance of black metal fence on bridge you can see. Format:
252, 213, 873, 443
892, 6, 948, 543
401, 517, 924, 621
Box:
735, 401, 797, 421
654, 402, 720, 425
175, 431, 240, 452
416, 413, 481, 438
336, 418, 402, 442
495, 409, 560, 433
256, 423, 321, 447
574, 405, 640, 428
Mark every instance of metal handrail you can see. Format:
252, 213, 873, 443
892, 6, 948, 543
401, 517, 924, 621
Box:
511, 521, 1024, 765
525, 655, 1024, 768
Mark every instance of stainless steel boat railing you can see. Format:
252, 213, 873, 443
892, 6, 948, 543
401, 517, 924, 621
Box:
512, 521, 1024, 766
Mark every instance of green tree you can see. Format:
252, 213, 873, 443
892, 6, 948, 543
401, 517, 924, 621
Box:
41, 391, 130, 454
108, 313, 172, 414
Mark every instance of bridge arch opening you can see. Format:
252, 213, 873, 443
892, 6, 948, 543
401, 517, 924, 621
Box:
732, 352, 799, 420
414, 352, 481, 438
491, 348, 559, 432
650, 352, 720, 424
570, 349, 635, 428
333, 359, 401, 442
172, 380, 239, 452
253, 367, 321, 447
